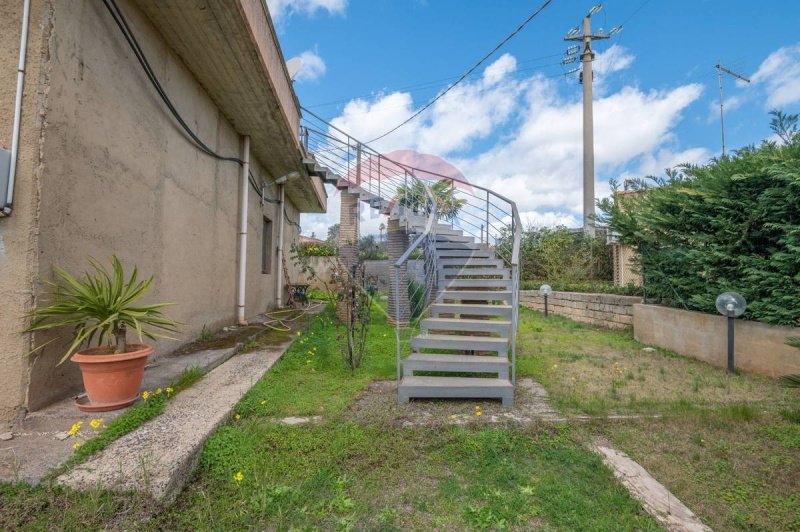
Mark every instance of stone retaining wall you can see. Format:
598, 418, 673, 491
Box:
520, 290, 643, 329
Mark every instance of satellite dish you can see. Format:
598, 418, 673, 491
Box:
286, 57, 303, 81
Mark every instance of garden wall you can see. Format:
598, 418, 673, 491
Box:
633, 305, 800, 377
295, 258, 424, 292
520, 291, 642, 329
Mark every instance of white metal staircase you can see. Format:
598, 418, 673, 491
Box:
300, 110, 521, 407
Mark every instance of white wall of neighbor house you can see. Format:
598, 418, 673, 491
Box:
0, 0, 303, 418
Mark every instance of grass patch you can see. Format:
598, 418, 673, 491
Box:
515, 307, 800, 530
592, 414, 800, 531
156, 423, 657, 530
516, 307, 797, 416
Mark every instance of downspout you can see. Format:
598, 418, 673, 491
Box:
236, 135, 250, 325
2, 0, 31, 216
275, 183, 285, 308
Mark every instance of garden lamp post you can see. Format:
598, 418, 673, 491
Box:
540, 284, 553, 317
715, 292, 746, 374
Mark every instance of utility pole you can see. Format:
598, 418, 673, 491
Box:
564, 5, 621, 236
715, 63, 750, 157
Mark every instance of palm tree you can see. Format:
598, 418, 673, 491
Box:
379, 222, 386, 243
396, 177, 466, 222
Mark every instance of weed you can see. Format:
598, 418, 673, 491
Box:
199, 324, 213, 342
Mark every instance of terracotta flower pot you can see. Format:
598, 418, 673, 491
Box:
71, 344, 153, 412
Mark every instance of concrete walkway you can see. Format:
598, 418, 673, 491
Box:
593, 443, 712, 532
0, 345, 238, 484
57, 346, 283, 500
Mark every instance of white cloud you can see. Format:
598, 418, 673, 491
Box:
303, 50, 707, 233
518, 211, 580, 228
331, 54, 525, 155
750, 43, 800, 108
295, 49, 327, 82
267, 0, 346, 21
594, 44, 635, 76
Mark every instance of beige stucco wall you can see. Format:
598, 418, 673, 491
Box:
0, 0, 50, 422
634, 304, 800, 377
0, 0, 303, 417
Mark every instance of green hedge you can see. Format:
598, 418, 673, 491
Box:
600, 129, 800, 326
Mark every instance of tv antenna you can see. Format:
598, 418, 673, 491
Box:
715, 63, 750, 156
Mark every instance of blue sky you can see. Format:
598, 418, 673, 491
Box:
267, 0, 800, 236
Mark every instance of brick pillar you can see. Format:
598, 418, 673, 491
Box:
337, 190, 360, 321
387, 218, 410, 325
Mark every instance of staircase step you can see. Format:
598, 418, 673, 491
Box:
421, 317, 511, 334
410, 333, 508, 353
403, 353, 509, 378
435, 242, 484, 250
437, 290, 512, 302
439, 267, 510, 279
430, 303, 513, 318
398, 376, 514, 407
439, 279, 512, 289
439, 258, 505, 268
436, 249, 493, 258
434, 234, 474, 243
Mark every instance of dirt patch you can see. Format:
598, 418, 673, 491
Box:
345, 378, 564, 428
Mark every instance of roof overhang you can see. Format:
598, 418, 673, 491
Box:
131, 0, 326, 213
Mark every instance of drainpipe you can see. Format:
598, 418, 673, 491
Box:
236, 135, 250, 325
275, 183, 285, 308
2, 0, 31, 216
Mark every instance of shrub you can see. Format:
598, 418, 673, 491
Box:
499, 226, 612, 284
599, 113, 800, 326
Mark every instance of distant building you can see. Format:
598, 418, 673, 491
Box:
607, 190, 643, 287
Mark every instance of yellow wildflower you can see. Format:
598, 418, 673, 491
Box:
450, 415, 457, 420
476, 411, 483, 417
89, 419, 103, 430
72, 443, 81, 450
234, 471, 244, 482
296, 331, 301, 336
260, 400, 266, 405
68, 421, 83, 436
155, 388, 162, 395
142, 391, 150, 401
552, 364, 558, 369
235, 414, 241, 420
166, 387, 174, 395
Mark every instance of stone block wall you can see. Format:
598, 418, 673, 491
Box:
520, 291, 642, 329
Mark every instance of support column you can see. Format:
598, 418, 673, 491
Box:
336, 190, 360, 321
387, 218, 410, 325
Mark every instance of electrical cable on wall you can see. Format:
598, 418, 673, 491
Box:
101, 0, 281, 205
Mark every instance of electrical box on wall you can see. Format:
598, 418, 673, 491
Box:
0, 148, 10, 210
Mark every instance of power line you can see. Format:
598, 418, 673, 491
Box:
365, 0, 554, 143
304, 52, 564, 110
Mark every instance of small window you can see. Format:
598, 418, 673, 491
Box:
262, 216, 273, 274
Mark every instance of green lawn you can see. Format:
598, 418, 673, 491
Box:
1, 302, 658, 531
4, 303, 796, 530
517, 308, 800, 531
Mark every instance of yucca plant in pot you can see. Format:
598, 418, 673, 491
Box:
26, 256, 180, 412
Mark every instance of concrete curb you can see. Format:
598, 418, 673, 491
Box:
593, 443, 712, 532
54, 308, 317, 501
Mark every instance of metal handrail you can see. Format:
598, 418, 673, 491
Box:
301, 107, 522, 390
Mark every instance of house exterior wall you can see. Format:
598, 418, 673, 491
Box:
611, 243, 642, 287
0, 0, 50, 422
0, 0, 303, 418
